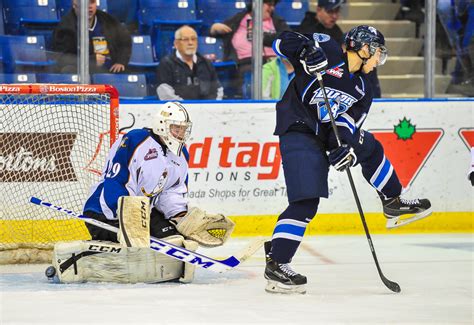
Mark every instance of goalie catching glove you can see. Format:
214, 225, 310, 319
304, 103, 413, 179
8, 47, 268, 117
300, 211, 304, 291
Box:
171, 207, 235, 248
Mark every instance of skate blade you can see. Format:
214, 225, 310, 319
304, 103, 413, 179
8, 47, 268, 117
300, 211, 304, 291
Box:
265, 280, 306, 294
386, 208, 433, 229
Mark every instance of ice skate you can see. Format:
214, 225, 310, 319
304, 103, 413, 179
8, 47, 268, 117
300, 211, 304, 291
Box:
264, 241, 306, 294
381, 196, 432, 229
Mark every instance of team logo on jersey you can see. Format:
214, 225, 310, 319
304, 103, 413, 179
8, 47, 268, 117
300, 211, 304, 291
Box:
144, 148, 158, 161
312, 33, 330, 43
141, 170, 168, 197
326, 67, 343, 78
310, 87, 357, 123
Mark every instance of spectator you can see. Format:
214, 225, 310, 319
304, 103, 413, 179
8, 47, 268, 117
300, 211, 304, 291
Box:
156, 25, 223, 100
298, 0, 344, 43
210, 0, 290, 97
262, 57, 294, 99
53, 0, 132, 74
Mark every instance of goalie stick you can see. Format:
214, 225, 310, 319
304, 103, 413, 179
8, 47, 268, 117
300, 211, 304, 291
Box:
313, 58, 401, 293
30, 197, 264, 273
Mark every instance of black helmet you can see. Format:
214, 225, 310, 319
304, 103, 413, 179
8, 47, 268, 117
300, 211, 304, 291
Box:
345, 25, 387, 65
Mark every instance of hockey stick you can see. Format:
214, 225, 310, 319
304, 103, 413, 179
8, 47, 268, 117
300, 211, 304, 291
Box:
30, 197, 264, 273
314, 71, 401, 293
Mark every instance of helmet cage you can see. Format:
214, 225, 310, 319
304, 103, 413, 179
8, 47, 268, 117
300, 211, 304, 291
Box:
368, 42, 388, 66
165, 119, 192, 143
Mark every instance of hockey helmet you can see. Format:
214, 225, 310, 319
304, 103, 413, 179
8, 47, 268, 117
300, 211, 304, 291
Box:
345, 25, 387, 66
152, 102, 192, 156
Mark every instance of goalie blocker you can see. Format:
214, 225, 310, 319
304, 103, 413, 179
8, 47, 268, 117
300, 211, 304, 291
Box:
47, 196, 234, 283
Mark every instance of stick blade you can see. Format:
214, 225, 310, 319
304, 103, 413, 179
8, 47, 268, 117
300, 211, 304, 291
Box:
383, 276, 401, 293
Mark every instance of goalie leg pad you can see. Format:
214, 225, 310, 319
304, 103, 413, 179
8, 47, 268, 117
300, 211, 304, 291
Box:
117, 196, 150, 248
52, 236, 191, 284
175, 207, 235, 248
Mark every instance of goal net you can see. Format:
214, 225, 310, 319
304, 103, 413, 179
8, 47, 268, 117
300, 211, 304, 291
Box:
0, 84, 119, 263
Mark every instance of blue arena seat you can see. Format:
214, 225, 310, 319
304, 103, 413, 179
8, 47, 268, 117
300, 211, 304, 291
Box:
57, 0, 108, 17
0, 1, 5, 35
198, 36, 225, 62
0, 35, 56, 73
138, 0, 200, 31
107, 0, 138, 25
36, 73, 79, 84
274, 0, 308, 28
92, 73, 152, 99
138, 0, 202, 59
0, 73, 37, 83
2, 0, 60, 48
129, 35, 159, 68
196, 0, 246, 28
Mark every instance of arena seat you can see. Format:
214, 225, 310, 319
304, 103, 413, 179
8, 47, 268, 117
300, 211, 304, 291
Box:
92, 73, 152, 99
107, 0, 138, 25
138, 0, 200, 31
274, 0, 308, 28
129, 35, 159, 68
36, 73, 79, 84
2, 0, 60, 49
198, 36, 225, 62
0, 73, 36, 84
138, 0, 202, 59
0, 35, 56, 73
196, 0, 246, 29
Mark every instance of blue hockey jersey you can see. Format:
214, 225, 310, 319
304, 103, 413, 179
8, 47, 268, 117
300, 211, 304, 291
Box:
272, 31, 374, 142
83, 128, 189, 220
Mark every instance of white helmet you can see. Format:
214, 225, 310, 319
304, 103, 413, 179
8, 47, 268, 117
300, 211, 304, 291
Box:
152, 102, 192, 156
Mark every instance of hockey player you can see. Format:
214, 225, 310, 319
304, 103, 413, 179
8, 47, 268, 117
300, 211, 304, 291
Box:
264, 26, 432, 294
49, 102, 235, 284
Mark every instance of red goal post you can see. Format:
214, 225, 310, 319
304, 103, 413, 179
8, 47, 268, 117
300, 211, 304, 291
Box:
0, 84, 119, 263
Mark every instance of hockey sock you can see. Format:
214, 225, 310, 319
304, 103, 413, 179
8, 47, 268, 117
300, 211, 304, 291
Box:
271, 198, 319, 264
360, 139, 402, 198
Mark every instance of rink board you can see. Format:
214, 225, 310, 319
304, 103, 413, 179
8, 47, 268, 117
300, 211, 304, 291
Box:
1, 99, 472, 243
119, 99, 474, 234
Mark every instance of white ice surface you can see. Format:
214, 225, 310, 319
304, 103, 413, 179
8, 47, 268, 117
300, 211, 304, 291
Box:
1, 234, 473, 324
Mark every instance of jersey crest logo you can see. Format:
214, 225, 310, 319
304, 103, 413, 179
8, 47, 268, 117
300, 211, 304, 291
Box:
312, 33, 330, 43
144, 148, 158, 161
141, 170, 168, 197
326, 67, 343, 78
309, 87, 357, 123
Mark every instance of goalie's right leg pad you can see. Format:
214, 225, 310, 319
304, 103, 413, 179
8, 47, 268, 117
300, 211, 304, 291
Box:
52, 236, 195, 284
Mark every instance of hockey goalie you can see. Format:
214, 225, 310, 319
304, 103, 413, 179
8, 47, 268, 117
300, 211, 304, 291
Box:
47, 102, 235, 284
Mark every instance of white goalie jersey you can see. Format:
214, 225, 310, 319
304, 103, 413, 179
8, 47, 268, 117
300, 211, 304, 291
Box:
83, 128, 189, 220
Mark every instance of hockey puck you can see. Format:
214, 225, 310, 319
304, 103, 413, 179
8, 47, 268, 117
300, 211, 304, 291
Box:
45, 266, 57, 279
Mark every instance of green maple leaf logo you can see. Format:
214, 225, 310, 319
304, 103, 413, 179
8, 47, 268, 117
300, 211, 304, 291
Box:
394, 117, 416, 140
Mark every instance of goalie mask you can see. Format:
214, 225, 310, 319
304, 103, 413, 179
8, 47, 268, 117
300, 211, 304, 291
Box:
153, 102, 192, 156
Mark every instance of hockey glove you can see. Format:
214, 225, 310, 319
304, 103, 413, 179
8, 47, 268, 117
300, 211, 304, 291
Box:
328, 144, 357, 172
298, 40, 328, 77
